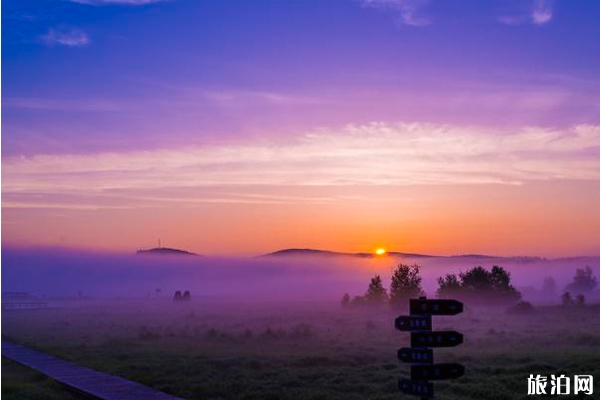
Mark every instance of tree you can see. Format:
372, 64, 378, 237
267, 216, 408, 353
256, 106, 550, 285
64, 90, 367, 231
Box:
365, 275, 388, 304
541, 277, 557, 298
437, 274, 461, 297
459, 266, 493, 293
389, 264, 424, 308
437, 265, 521, 304
576, 293, 586, 307
490, 266, 521, 299
341, 293, 351, 308
561, 291, 572, 307
564, 266, 598, 294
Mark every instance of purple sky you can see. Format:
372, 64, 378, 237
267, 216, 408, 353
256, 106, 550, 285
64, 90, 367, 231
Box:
2, 0, 600, 256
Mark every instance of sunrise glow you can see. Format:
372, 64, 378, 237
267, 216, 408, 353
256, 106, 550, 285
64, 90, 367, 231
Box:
2, 1, 599, 257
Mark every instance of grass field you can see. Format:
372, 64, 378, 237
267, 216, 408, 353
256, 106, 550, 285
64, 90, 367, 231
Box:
1, 358, 88, 400
2, 299, 599, 400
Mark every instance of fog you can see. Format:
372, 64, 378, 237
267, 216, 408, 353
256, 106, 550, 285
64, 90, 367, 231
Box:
2, 247, 599, 303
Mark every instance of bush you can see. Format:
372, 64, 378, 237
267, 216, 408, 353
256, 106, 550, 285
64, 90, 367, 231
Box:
506, 301, 535, 315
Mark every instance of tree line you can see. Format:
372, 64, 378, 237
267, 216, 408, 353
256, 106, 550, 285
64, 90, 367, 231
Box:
341, 264, 598, 308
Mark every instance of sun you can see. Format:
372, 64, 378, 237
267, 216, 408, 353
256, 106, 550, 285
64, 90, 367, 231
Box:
375, 248, 387, 256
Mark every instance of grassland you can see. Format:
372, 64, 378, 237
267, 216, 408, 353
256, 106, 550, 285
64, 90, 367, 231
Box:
2, 299, 599, 400
1, 358, 88, 400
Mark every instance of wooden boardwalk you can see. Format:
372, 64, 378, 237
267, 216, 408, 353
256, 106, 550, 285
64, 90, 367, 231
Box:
2, 340, 184, 400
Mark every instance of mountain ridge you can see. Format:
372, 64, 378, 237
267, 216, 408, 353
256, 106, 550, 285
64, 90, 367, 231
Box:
263, 248, 547, 262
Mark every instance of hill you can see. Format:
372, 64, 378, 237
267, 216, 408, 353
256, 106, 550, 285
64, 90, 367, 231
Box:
263, 248, 546, 262
136, 247, 198, 256
263, 248, 435, 259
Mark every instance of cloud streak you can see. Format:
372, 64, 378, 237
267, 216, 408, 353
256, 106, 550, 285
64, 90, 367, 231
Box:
499, 0, 554, 26
3, 123, 600, 210
532, 0, 553, 25
40, 27, 90, 47
70, 0, 167, 5
362, 0, 430, 27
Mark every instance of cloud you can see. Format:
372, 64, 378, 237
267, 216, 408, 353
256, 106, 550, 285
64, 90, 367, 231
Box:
361, 0, 430, 27
3, 98, 128, 112
499, 0, 554, 26
70, 0, 167, 5
40, 27, 90, 47
532, 0, 553, 25
3, 123, 600, 210
497, 16, 527, 26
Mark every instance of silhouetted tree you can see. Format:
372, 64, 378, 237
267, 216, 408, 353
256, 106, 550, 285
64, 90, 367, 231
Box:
350, 295, 367, 307
341, 293, 351, 308
437, 274, 461, 297
576, 293, 586, 307
541, 277, 557, 298
365, 275, 388, 304
460, 266, 493, 292
436, 265, 520, 304
565, 266, 597, 294
389, 264, 424, 308
459, 265, 520, 302
561, 291, 572, 307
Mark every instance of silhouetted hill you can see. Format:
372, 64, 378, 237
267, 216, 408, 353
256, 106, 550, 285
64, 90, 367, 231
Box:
136, 247, 198, 256
263, 248, 435, 259
264, 248, 548, 261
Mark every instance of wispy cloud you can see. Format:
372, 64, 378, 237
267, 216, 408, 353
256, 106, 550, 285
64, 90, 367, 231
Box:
40, 27, 90, 47
497, 16, 527, 26
70, 0, 167, 5
532, 0, 553, 25
499, 0, 554, 26
203, 90, 333, 107
3, 123, 600, 210
3, 98, 127, 112
361, 0, 430, 27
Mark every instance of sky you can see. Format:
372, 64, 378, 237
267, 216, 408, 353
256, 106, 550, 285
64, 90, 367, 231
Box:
2, 0, 600, 257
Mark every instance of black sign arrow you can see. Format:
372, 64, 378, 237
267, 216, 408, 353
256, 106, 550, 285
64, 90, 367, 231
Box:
411, 363, 465, 381
411, 331, 463, 348
397, 347, 433, 364
398, 379, 434, 397
410, 299, 463, 316
395, 315, 432, 331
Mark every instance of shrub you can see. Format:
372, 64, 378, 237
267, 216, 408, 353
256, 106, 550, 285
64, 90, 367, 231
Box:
506, 301, 535, 315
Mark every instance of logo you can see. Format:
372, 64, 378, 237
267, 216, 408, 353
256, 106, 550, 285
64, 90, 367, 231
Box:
527, 374, 593, 395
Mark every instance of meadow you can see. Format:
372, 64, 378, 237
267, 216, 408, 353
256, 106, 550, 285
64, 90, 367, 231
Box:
2, 298, 599, 400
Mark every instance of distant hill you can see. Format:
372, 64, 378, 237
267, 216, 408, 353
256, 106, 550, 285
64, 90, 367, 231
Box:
263, 248, 545, 261
263, 248, 435, 259
136, 247, 198, 256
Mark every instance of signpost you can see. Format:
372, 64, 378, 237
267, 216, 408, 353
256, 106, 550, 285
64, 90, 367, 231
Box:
411, 363, 465, 381
410, 331, 463, 348
396, 297, 465, 399
397, 348, 433, 364
395, 315, 432, 331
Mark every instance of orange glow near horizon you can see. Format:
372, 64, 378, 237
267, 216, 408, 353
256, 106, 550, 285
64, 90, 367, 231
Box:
3, 180, 600, 257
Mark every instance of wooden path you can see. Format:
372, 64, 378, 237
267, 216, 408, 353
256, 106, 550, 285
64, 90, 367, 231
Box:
2, 340, 184, 400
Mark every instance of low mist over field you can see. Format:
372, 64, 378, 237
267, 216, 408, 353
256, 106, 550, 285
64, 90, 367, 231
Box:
3, 247, 599, 302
